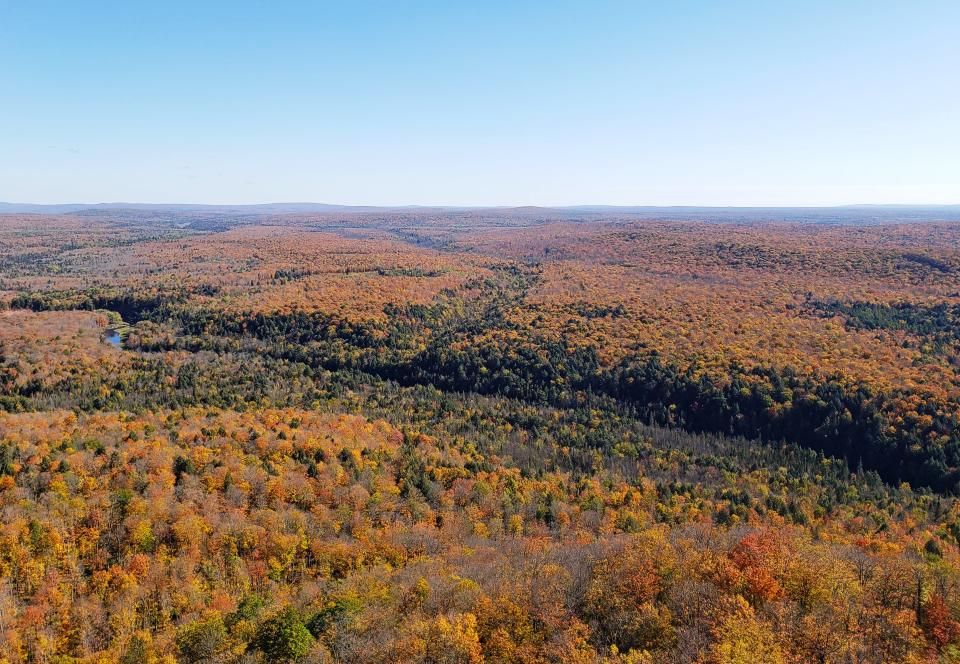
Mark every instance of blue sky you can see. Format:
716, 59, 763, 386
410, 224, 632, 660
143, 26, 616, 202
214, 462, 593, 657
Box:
1, 1, 958, 206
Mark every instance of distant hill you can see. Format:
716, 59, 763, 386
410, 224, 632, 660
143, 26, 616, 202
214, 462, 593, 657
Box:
2, 202, 959, 224
0, 202, 394, 214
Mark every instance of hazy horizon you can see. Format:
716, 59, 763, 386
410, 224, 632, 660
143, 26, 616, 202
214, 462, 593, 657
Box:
3, 200, 960, 212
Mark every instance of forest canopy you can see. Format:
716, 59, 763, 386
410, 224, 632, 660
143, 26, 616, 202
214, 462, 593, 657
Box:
1, 209, 960, 663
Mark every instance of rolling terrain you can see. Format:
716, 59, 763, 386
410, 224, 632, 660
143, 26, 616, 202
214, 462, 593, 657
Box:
2, 207, 960, 663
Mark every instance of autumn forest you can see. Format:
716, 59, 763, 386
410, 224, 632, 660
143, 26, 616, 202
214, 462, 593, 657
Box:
3, 206, 960, 663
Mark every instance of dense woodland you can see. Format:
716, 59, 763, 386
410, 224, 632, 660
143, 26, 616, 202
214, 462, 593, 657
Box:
2, 209, 960, 662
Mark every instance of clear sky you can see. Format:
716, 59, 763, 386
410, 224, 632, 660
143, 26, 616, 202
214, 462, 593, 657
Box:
1, 1, 958, 206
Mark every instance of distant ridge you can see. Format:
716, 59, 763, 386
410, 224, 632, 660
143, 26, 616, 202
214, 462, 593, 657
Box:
2, 202, 959, 215
0, 202, 399, 214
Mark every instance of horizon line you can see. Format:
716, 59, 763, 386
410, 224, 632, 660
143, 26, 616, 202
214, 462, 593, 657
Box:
3, 201, 960, 211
